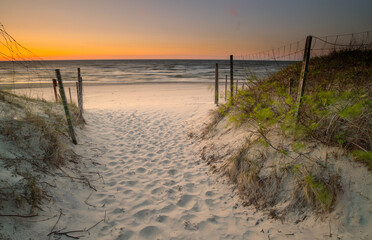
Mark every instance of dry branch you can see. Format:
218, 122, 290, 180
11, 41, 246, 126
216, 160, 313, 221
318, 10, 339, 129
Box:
0, 214, 38, 218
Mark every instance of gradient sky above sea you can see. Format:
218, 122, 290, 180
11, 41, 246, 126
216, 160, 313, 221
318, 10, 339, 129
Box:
0, 0, 372, 60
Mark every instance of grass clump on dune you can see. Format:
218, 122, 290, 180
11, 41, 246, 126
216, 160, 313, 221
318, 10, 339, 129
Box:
229, 50, 371, 153
0, 89, 83, 213
206, 49, 371, 214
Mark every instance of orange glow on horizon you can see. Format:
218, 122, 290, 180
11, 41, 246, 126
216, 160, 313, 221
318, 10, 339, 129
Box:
0, 41, 236, 61
0, 46, 235, 61
0, 29, 251, 61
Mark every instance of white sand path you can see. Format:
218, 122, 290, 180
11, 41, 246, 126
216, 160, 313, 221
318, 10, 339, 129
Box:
61, 84, 334, 240
76, 84, 262, 239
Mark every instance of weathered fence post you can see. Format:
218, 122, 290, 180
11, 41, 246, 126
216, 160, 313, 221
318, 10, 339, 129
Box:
215, 63, 219, 105
230, 55, 234, 103
77, 68, 83, 118
52, 79, 58, 102
56, 69, 77, 145
295, 35, 312, 121
76, 82, 80, 105
68, 88, 72, 104
225, 75, 227, 101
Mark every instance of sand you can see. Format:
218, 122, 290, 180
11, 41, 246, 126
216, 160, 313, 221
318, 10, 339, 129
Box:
1, 83, 370, 239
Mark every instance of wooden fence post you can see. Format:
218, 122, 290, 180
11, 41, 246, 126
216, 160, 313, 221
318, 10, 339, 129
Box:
230, 55, 234, 103
52, 79, 58, 102
295, 35, 312, 121
215, 63, 219, 105
68, 88, 72, 104
225, 75, 227, 101
77, 68, 83, 119
56, 69, 77, 145
76, 82, 79, 102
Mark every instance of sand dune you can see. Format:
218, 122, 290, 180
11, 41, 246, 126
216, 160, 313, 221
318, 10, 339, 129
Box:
2, 84, 358, 239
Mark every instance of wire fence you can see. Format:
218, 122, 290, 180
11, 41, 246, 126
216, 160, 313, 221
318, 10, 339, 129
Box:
2, 22, 372, 136
0, 24, 83, 144
238, 31, 372, 61
214, 31, 372, 103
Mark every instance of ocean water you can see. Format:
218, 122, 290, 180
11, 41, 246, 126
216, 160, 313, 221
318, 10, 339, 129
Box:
0, 59, 294, 85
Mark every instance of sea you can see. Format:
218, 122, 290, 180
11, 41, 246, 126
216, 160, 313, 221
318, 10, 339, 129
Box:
0, 59, 294, 86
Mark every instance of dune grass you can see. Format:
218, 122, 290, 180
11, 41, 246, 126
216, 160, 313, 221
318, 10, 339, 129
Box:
205, 49, 371, 213
0, 89, 82, 213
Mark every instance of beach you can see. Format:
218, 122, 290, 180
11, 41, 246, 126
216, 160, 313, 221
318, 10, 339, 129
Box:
1, 83, 355, 239
1, 0, 371, 238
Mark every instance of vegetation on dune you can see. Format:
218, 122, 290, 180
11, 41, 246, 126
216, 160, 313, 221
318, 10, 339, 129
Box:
205, 50, 371, 214
0, 89, 83, 213
229, 50, 371, 153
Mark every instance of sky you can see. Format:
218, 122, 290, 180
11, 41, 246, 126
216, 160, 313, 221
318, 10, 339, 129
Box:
0, 0, 371, 60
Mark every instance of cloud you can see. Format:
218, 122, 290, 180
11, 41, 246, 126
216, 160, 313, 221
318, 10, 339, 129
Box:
229, 7, 238, 17
229, 7, 241, 29
137, 6, 147, 16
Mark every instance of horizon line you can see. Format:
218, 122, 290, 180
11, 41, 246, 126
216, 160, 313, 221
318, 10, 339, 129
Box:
0, 58, 298, 62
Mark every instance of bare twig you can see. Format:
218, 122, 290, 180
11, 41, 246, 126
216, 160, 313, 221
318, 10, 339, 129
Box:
84, 191, 96, 207
0, 213, 38, 218
40, 181, 57, 188
86, 219, 104, 232
48, 209, 63, 237
82, 176, 97, 191
48, 217, 104, 239
352, 142, 368, 152
27, 214, 58, 223
326, 114, 338, 135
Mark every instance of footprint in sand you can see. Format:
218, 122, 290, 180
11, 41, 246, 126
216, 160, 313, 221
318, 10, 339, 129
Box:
126, 180, 138, 186
177, 194, 196, 207
112, 208, 125, 214
123, 189, 133, 194
156, 215, 169, 223
205, 190, 215, 197
139, 226, 161, 238
115, 230, 134, 240
107, 180, 117, 187
205, 198, 216, 207
151, 187, 164, 194
136, 167, 146, 173
160, 203, 176, 213
167, 169, 178, 176
133, 209, 152, 220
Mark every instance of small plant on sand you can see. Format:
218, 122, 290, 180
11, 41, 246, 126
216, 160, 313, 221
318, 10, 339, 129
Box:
302, 174, 336, 212
202, 104, 228, 137
20, 172, 43, 212
352, 150, 372, 170
23, 106, 66, 166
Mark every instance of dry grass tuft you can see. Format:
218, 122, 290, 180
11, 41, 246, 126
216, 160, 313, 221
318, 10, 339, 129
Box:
0, 89, 82, 212
201, 106, 226, 138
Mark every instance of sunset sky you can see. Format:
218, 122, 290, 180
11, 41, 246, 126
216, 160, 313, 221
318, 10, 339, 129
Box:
1, 0, 371, 60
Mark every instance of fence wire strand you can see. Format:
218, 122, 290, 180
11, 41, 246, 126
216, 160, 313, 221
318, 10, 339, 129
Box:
227, 31, 372, 89
0, 24, 83, 137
